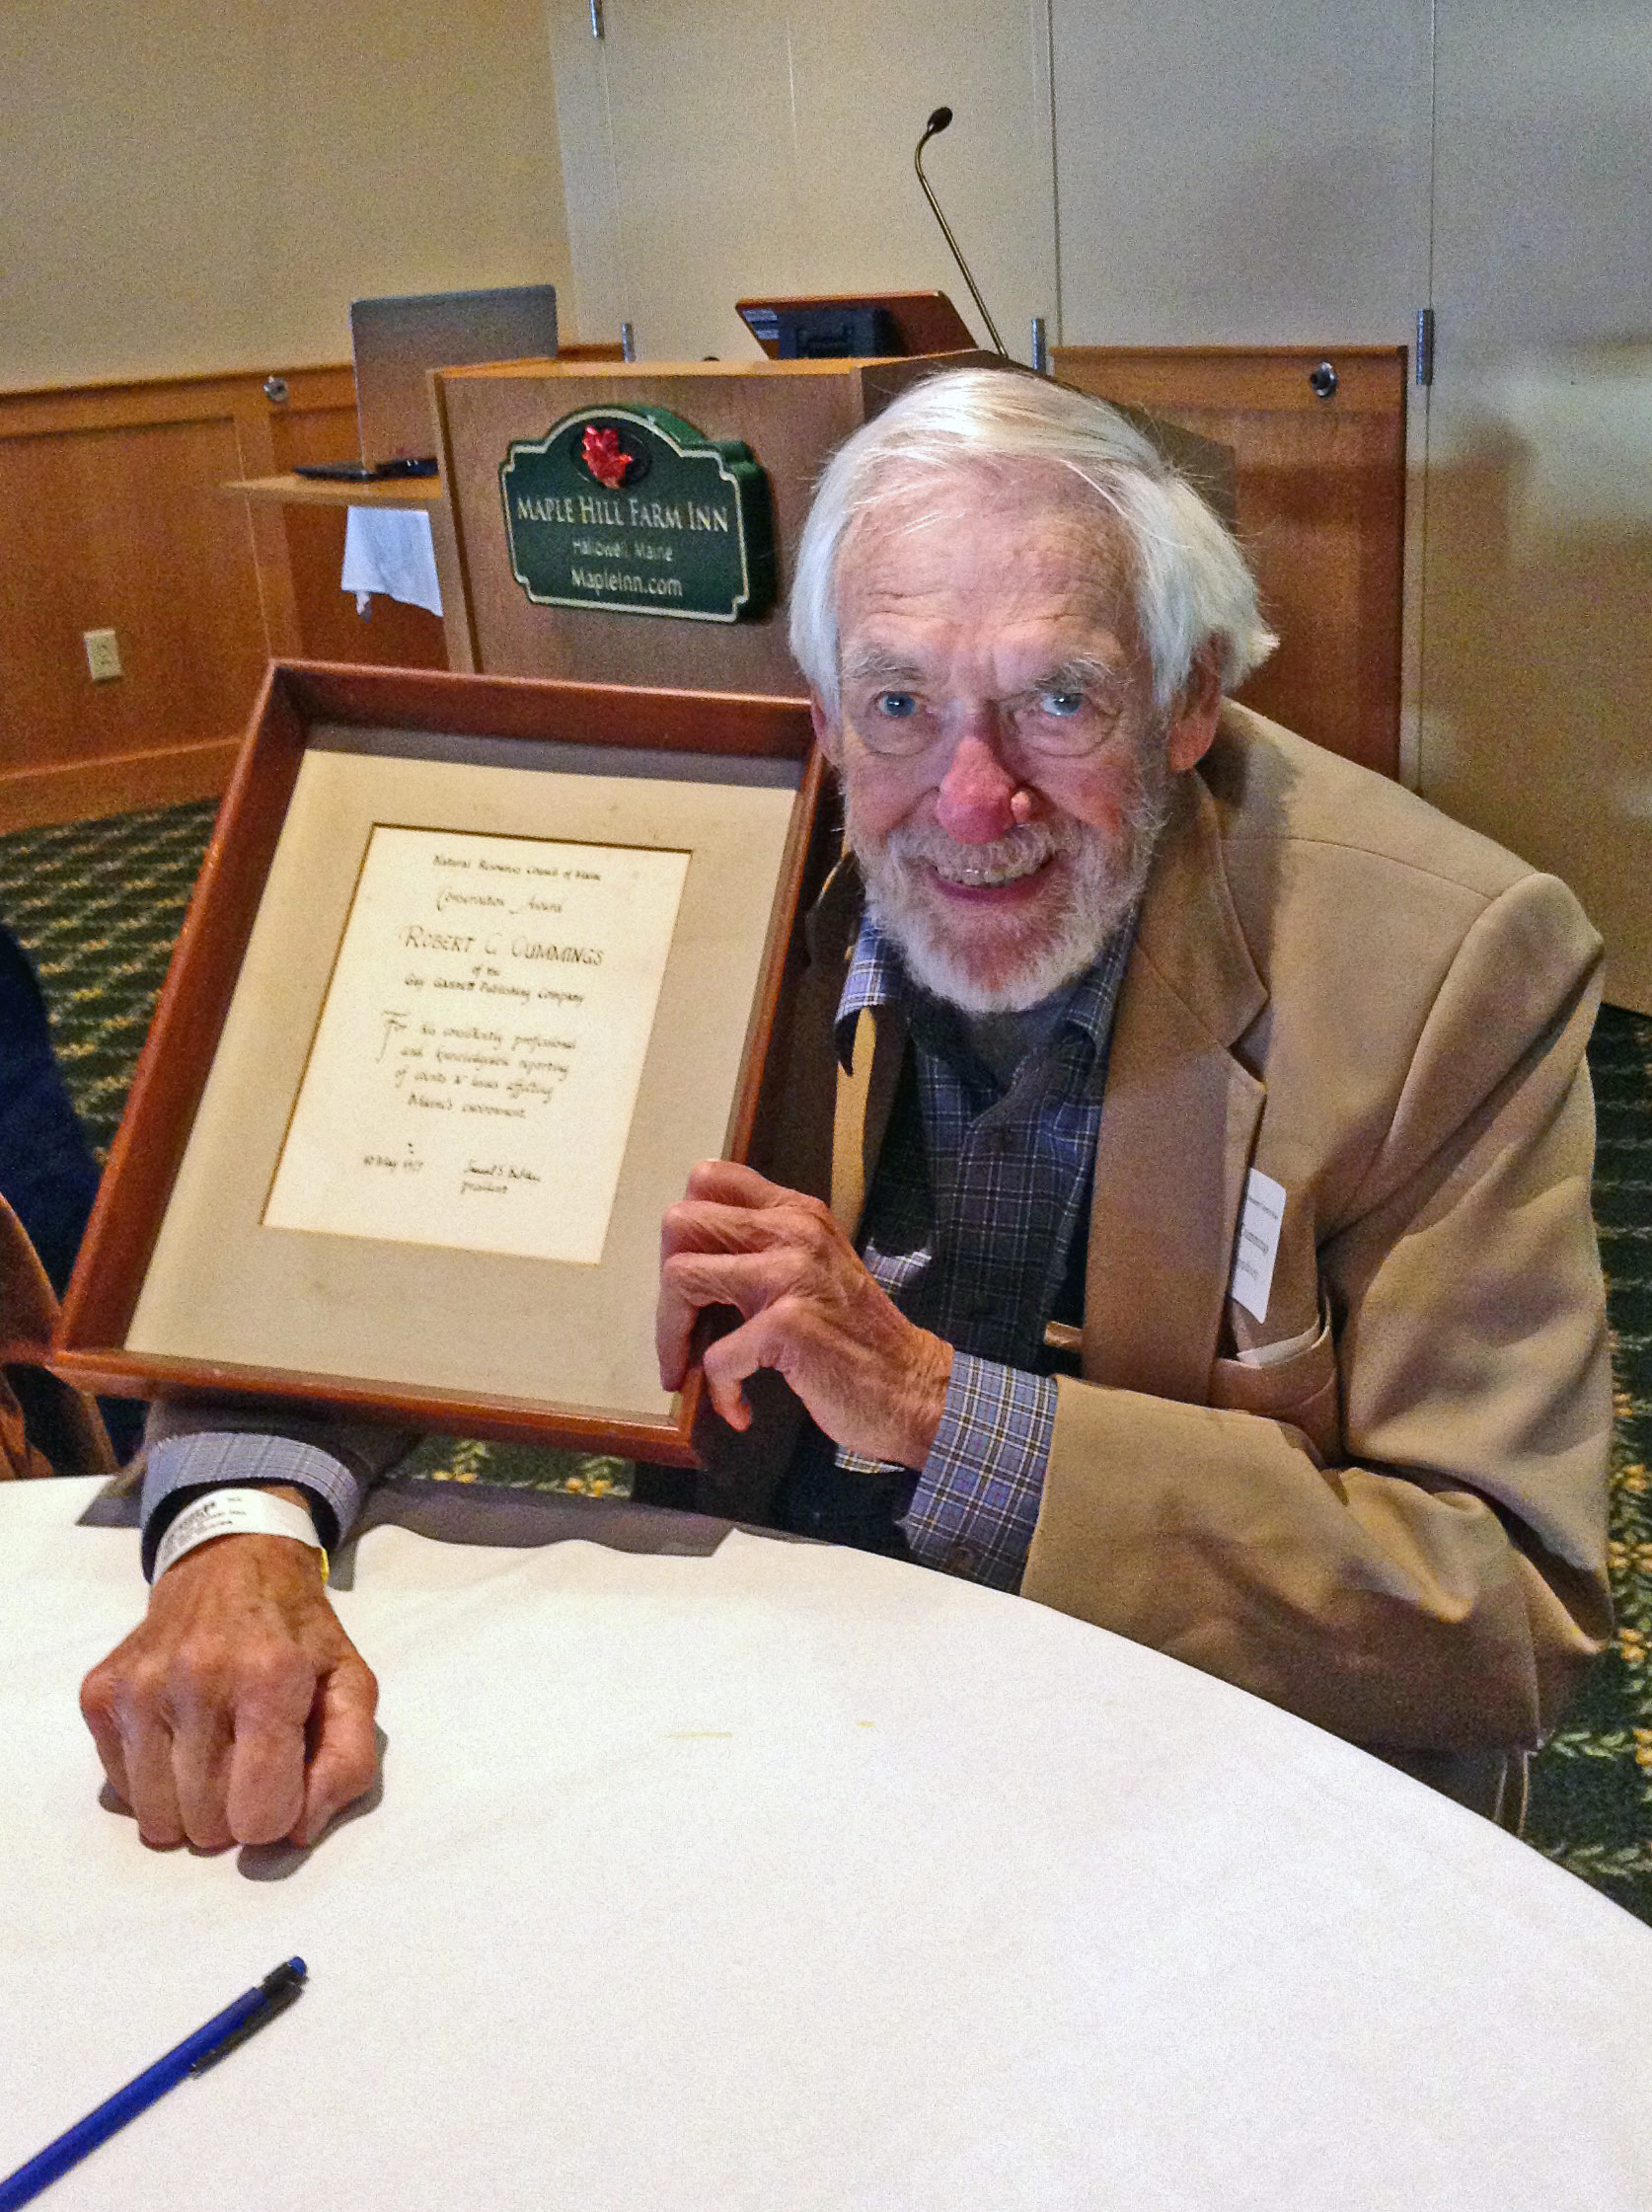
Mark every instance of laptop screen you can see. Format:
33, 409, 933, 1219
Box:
351, 286, 559, 465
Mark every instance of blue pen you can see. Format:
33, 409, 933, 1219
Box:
0, 1959, 306, 2209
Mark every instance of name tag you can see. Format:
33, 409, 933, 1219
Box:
1231, 1169, 1286, 1324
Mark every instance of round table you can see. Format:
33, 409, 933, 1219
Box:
4, 1476, 1649, 2209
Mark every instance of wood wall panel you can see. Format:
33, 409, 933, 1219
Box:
1055, 346, 1407, 777
0, 348, 1407, 827
0, 411, 266, 759
0, 365, 444, 832
0, 385, 269, 826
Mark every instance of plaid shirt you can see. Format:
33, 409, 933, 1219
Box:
829, 909, 1132, 1590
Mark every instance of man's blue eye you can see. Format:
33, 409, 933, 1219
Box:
1038, 690, 1086, 718
876, 692, 919, 719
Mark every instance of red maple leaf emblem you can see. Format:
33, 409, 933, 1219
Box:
580, 425, 634, 489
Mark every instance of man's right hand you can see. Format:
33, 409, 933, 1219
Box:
79, 1529, 379, 1851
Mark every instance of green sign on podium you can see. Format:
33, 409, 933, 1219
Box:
500, 405, 778, 624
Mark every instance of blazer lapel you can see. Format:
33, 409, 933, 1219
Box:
1083, 766, 1267, 1403
831, 1002, 909, 1236
796, 853, 911, 1239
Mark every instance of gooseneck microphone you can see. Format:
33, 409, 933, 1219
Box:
914, 106, 1010, 358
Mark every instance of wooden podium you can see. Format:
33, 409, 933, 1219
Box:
431, 353, 999, 694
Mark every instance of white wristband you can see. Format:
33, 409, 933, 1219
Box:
153, 1489, 328, 1584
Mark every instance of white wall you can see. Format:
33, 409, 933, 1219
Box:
1050, 0, 1433, 344
9, 0, 1643, 998
0, 0, 575, 388
545, 0, 1057, 364
547, 0, 1435, 362
1418, 0, 1652, 1010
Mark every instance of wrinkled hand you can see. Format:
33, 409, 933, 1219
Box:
80, 1520, 378, 1851
657, 1159, 953, 1467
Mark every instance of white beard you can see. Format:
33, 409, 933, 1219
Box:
849, 751, 1170, 1015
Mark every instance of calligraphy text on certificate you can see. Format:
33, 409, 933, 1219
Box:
263, 826, 690, 1263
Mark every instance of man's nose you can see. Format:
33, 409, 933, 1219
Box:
934, 730, 1019, 844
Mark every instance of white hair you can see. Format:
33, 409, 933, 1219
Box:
788, 366, 1276, 716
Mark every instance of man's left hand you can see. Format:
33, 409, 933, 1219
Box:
657, 1160, 953, 1467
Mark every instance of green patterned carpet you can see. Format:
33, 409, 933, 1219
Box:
1525, 1007, 1652, 1915
4, 798, 1651, 1915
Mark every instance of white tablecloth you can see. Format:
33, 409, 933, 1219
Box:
4, 1476, 1650, 2209
339, 506, 442, 617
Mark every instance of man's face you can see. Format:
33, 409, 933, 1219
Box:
814, 464, 1219, 1013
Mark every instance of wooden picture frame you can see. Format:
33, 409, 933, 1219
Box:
53, 661, 829, 1467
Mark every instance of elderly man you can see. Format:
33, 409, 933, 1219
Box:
82, 369, 1611, 1849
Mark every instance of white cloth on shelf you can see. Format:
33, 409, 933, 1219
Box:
340, 506, 442, 618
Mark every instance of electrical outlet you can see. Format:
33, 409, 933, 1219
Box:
84, 629, 122, 683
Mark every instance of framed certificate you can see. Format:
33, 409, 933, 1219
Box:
53, 662, 828, 1465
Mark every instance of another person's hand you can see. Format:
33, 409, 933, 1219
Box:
80, 1517, 378, 1851
658, 1159, 953, 1466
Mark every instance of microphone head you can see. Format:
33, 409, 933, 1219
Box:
925, 106, 953, 136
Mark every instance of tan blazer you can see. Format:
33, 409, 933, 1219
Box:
747, 703, 1612, 1821
0, 1192, 113, 1482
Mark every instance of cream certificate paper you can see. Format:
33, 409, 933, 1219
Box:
263, 826, 690, 1263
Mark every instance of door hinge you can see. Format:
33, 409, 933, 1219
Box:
589, 0, 604, 37
1415, 307, 1435, 387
